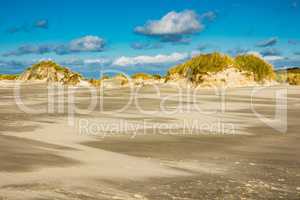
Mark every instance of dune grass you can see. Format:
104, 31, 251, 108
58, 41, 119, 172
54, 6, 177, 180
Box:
235, 54, 275, 81
62, 73, 82, 85
131, 73, 154, 80
28, 61, 66, 72
167, 52, 275, 82
88, 78, 102, 87
168, 53, 235, 76
276, 68, 300, 85
22, 61, 84, 84
14, 55, 278, 86
0, 74, 19, 80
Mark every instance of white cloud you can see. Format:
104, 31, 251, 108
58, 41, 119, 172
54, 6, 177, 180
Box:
3, 35, 106, 56
264, 56, 285, 62
84, 58, 110, 65
190, 50, 202, 57
256, 37, 278, 47
135, 10, 203, 36
37, 58, 53, 62
58, 57, 110, 66
246, 51, 285, 62
246, 51, 263, 58
113, 52, 188, 66
34, 19, 48, 29
69, 36, 105, 52
200, 11, 217, 21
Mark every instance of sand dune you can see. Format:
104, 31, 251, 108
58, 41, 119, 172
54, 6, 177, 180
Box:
1, 83, 300, 199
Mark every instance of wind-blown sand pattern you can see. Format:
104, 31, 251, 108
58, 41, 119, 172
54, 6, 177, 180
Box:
1, 83, 300, 199
1, 1, 300, 199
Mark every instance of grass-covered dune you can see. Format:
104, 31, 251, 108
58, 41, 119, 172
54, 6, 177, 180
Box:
276, 67, 300, 85
167, 52, 275, 84
235, 54, 275, 81
0, 53, 284, 87
19, 61, 83, 85
131, 73, 161, 80
27, 60, 66, 72
0, 74, 19, 80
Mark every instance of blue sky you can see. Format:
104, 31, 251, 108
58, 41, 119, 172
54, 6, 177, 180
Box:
0, 0, 300, 77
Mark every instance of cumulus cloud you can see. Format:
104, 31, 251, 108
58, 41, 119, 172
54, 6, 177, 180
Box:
131, 42, 162, 50
264, 55, 286, 62
113, 52, 188, 66
5, 19, 49, 34
246, 51, 285, 63
288, 39, 300, 45
197, 44, 210, 51
260, 48, 281, 56
200, 11, 217, 21
56, 36, 106, 54
190, 50, 203, 57
244, 49, 284, 65
34, 19, 48, 29
84, 58, 111, 65
134, 10, 203, 43
0, 60, 29, 67
135, 10, 202, 35
228, 47, 249, 56
170, 37, 192, 45
3, 36, 106, 56
273, 58, 300, 68
5, 24, 30, 34
58, 59, 84, 66
59, 58, 111, 66
256, 37, 278, 47
68, 36, 105, 52
0, 59, 32, 74
3, 44, 55, 56
246, 51, 263, 58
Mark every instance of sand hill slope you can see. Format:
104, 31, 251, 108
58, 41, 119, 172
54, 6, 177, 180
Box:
1, 53, 282, 88
166, 53, 276, 87
276, 67, 300, 85
18, 61, 83, 86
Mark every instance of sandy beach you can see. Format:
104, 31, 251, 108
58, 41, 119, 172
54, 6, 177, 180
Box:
0, 83, 300, 199
1, 0, 300, 198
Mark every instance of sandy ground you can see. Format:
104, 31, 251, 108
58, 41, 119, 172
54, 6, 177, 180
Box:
0, 82, 300, 199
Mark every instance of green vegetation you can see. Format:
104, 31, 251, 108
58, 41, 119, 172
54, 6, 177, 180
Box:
113, 73, 129, 86
20, 60, 84, 85
287, 74, 300, 85
152, 74, 162, 80
281, 67, 300, 73
131, 73, 162, 80
168, 53, 235, 76
28, 60, 66, 72
10, 54, 278, 87
235, 54, 275, 81
167, 52, 275, 83
88, 78, 101, 87
100, 75, 110, 80
24, 61, 73, 81
0, 74, 19, 80
121, 78, 129, 86
114, 73, 128, 80
276, 68, 300, 85
131, 73, 153, 80
62, 73, 82, 86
